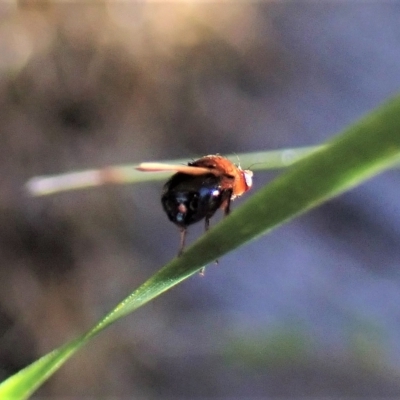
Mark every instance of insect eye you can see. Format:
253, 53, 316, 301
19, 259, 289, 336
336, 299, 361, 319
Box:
244, 170, 253, 189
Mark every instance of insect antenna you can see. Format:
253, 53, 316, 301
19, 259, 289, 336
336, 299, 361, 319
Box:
233, 152, 241, 168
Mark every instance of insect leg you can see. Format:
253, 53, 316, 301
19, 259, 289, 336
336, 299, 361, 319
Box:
203, 216, 219, 270
205, 216, 210, 232
223, 196, 232, 217
178, 227, 187, 256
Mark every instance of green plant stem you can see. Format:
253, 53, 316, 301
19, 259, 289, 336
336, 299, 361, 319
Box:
25, 146, 323, 196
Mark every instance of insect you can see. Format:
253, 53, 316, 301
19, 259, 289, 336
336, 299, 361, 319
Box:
137, 155, 253, 256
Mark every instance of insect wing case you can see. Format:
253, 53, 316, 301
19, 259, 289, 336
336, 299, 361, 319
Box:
191, 155, 250, 198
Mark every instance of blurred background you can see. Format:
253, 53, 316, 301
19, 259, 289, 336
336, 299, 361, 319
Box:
1, 1, 400, 398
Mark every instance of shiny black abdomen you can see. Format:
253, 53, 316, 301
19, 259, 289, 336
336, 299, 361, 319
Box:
161, 173, 231, 228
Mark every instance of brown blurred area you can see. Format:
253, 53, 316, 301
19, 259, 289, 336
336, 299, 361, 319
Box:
0, 2, 288, 398
1, 2, 400, 399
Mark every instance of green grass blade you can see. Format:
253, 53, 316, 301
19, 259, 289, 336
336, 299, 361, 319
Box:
2, 94, 400, 399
